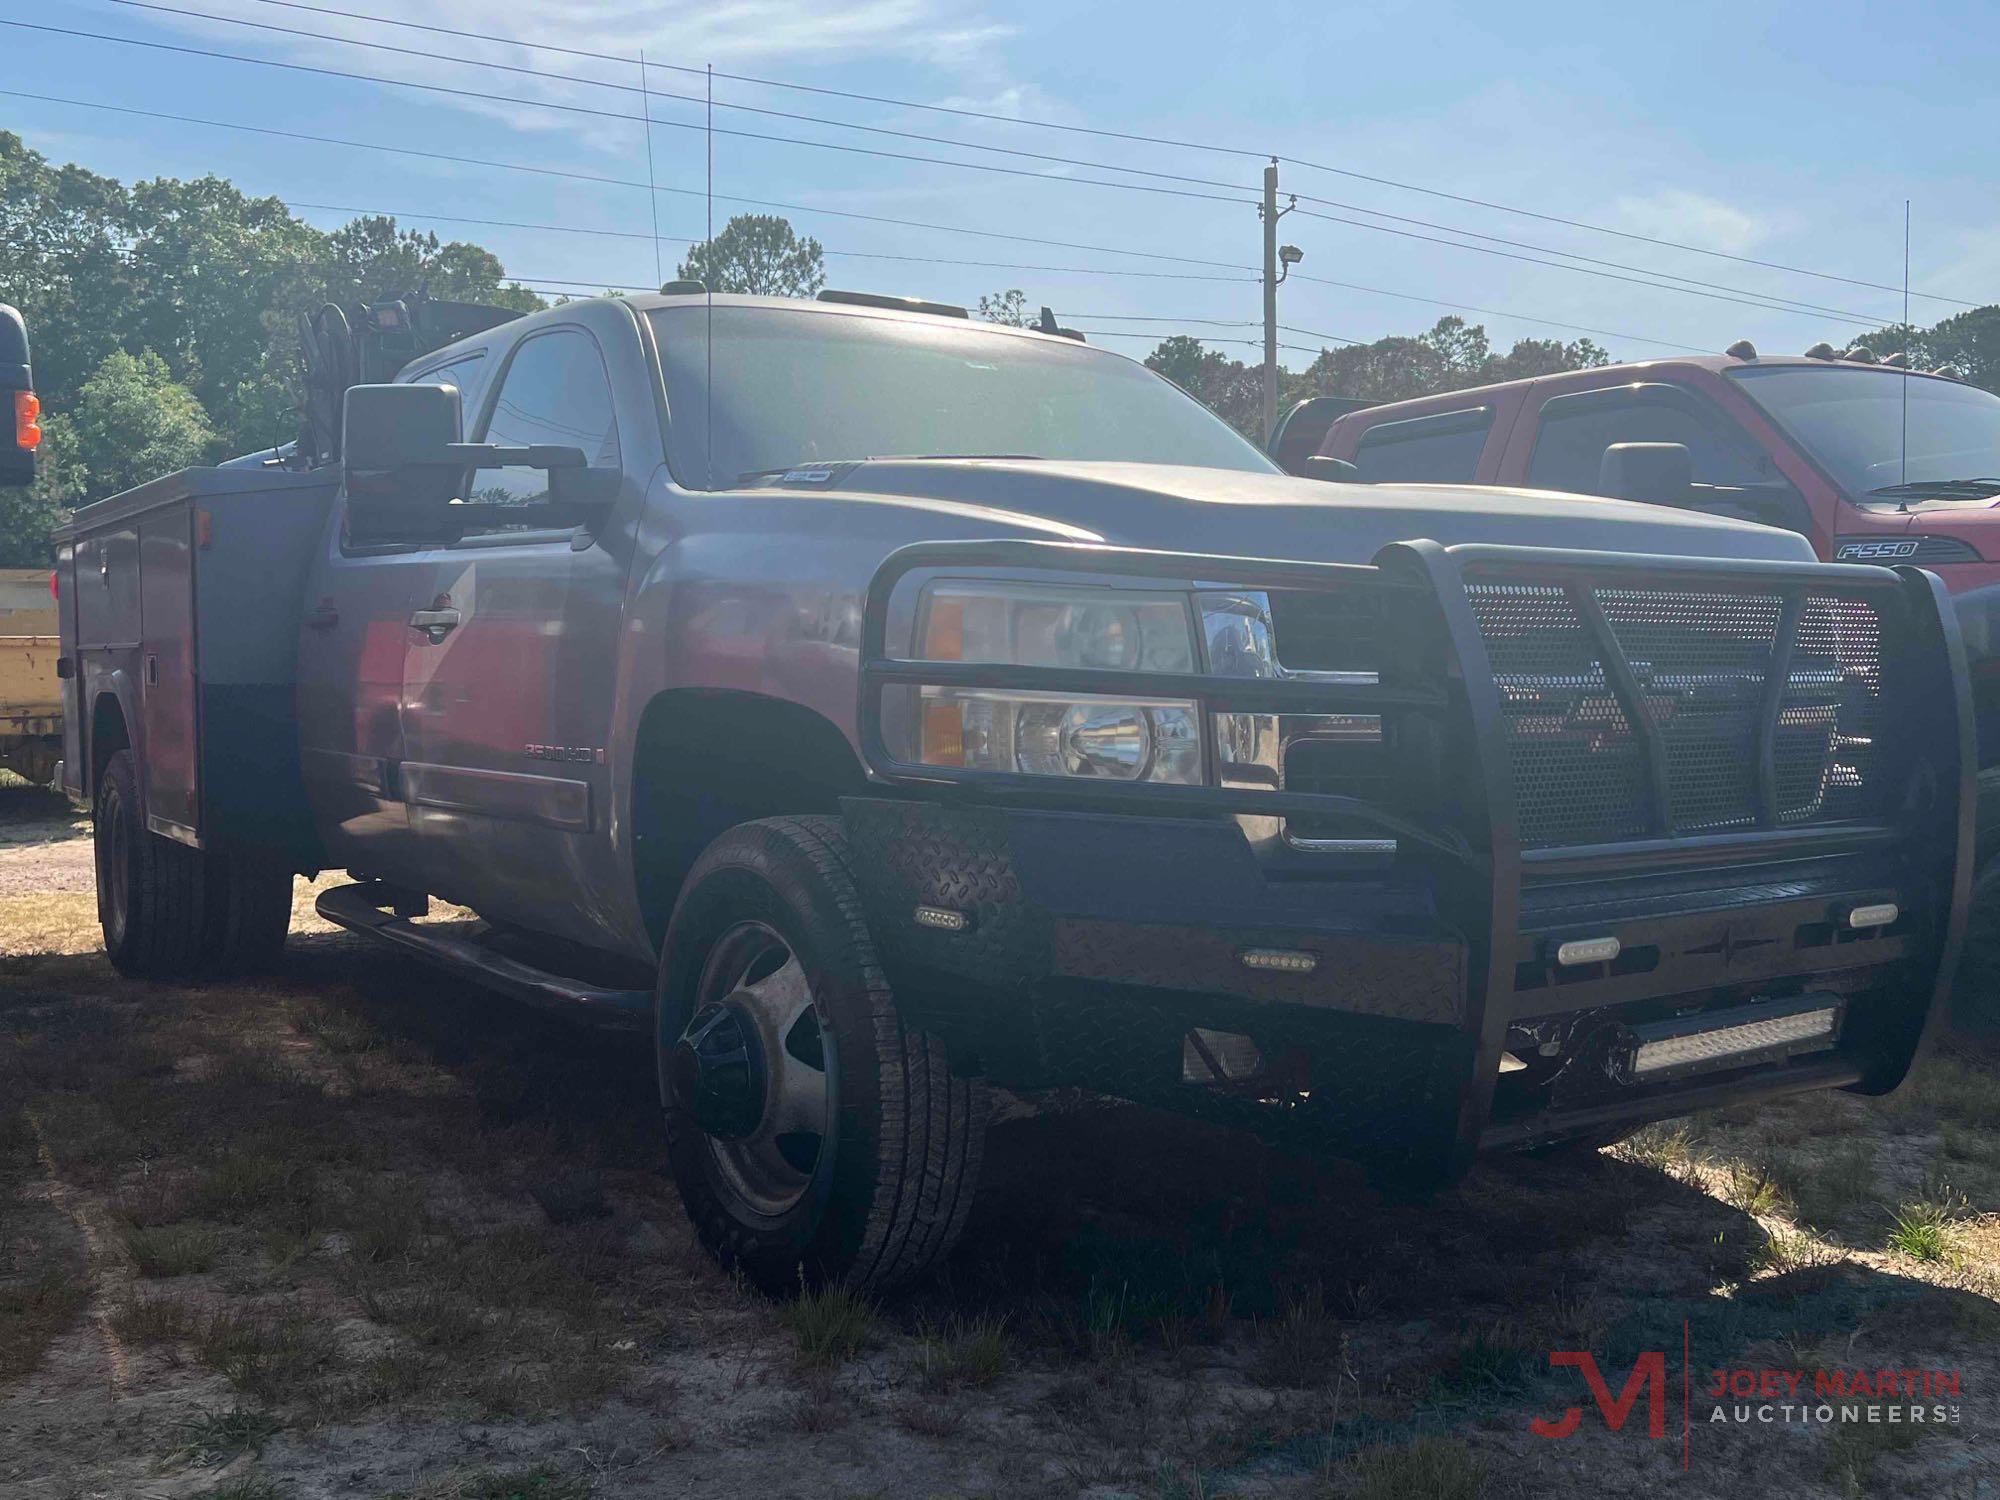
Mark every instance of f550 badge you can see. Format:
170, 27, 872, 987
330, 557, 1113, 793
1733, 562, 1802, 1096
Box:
1834, 539, 1920, 561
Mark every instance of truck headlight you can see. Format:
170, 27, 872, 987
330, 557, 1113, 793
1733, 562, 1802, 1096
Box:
904, 581, 1203, 784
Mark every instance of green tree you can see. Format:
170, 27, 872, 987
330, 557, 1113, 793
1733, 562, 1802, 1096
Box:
0, 412, 81, 566
0, 131, 135, 414
66, 348, 214, 500
125, 175, 324, 457
676, 214, 825, 297
1848, 309, 2000, 393
1145, 334, 1275, 440
978, 288, 1030, 326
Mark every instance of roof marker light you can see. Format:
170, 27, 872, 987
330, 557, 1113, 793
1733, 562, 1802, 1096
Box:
1725, 339, 1757, 360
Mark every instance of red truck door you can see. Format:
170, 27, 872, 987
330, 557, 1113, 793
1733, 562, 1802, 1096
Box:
1498, 375, 1819, 540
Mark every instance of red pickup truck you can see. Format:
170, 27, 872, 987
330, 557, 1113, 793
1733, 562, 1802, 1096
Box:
1312, 349, 1998, 580
1300, 349, 2000, 772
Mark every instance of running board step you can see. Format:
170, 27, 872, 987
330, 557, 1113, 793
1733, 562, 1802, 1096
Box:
315, 882, 653, 1028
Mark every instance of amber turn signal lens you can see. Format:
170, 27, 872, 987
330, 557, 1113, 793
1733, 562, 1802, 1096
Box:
13, 391, 41, 451
921, 596, 965, 660
920, 699, 966, 766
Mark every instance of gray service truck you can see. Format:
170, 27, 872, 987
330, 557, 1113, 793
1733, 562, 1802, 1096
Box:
52, 289, 1976, 1292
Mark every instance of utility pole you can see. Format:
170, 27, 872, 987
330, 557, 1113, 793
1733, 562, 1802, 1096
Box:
1259, 161, 1299, 446
1261, 159, 1279, 445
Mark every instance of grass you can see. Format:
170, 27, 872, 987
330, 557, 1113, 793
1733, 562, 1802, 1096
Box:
206, 1480, 285, 1500
123, 1222, 223, 1277
1340, 1435, 1484, 1500
0, 1268, 90, 1380
1886, 1201, 1958, 1263
1752, 1224, 1845, 1279
167, 1407, 283, 1467
1253, 1287, 1344, 1389
391, 1465, 593, 1499
781, 1281, 876, 1368
110, 1294, 197, 1344
914, 1313, 1010, 1392
1825, 1417, 1927, 1496
195, 1308, 343, 1401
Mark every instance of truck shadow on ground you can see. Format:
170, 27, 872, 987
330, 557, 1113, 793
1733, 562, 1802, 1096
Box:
6, 922, 1998, 1492
268, 927, 2000, 1389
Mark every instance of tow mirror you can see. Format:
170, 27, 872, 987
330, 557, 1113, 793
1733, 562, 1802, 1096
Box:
1302, 455, 1361, 483
1, 304, 39, 489
1598, 442, 1692, 507
343, 383, 463, 500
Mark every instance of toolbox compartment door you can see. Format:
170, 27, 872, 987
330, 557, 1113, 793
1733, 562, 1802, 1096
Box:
137, 509, 198, 843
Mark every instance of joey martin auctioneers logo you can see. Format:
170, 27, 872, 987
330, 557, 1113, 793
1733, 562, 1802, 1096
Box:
1528, 1324, 1964, 1468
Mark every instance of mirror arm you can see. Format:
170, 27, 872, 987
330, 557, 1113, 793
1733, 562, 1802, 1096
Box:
444, 442, 587, 470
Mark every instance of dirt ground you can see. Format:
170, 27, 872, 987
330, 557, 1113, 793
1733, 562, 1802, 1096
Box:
3, 778, 1999, 1500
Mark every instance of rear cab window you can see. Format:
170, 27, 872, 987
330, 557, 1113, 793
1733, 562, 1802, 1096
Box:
1350, 406, 1494, 483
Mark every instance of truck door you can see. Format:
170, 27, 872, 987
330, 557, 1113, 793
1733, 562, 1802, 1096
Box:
294, 351, 490, 874
396, 324, 630, 942
1514, 380, 1814, 537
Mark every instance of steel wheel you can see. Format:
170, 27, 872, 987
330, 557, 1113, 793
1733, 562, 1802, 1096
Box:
680, 920, 833, 1219
95, 766, 132, 949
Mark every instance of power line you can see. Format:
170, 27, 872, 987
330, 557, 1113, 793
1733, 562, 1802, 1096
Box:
195, 0, 1981, 307
218, 0, 1272, 161
8, 20, 1259, 207
20, 17, 1900, 330
282, 202, 1254, 281
1291, 194, 1884, 322
1288, 271, 1707, 353
1292, 206, 1882, 326
0, 88, 1255, 273
1281, 155, 1978, 309
8, 18, 1885, 332
104, 0, 1259, 198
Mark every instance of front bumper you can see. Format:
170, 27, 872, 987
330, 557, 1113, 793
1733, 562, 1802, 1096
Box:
849, 540, 1976, 1181
844, 795, 1949, 1181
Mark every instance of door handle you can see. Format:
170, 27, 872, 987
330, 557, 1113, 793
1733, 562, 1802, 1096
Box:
410, 608, 462, 644
305, 603, 339, 630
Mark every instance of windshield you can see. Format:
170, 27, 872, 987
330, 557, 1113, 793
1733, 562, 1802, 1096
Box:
1729, 364, 2000, 497
649, 305, 1278, 489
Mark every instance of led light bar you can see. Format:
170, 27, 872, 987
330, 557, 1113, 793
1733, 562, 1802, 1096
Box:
1239, 947, 1319, 974
1623, 998, 1842, 1085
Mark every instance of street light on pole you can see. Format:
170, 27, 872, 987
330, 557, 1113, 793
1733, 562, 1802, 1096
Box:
1260, 161, 1299, 445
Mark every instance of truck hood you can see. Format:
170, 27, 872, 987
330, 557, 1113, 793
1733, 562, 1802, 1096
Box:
778, 459, 1817, 564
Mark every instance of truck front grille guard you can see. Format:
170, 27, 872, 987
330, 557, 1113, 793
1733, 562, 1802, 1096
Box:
858, 538, 1968, 874
856, 537, 1975, 1164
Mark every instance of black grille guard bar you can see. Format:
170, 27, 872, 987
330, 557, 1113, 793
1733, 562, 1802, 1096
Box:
856, 536, 1976, 1169
857, 537, 1974, 879
856, 538, 1473, 861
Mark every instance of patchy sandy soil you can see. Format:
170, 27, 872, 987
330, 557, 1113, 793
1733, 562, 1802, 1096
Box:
2, 790, 1999, 1500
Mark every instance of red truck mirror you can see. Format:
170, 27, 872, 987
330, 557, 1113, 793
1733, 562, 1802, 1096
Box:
1598, 442, 1693, 507
0, 304, 38, 489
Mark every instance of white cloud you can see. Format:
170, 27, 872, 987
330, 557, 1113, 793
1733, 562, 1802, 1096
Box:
1606, 188, 1773, 256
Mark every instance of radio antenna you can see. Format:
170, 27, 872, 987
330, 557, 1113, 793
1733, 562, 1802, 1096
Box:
639, 49, 662, 289
1900, 199, 1911, 487
705, 61, 714, 492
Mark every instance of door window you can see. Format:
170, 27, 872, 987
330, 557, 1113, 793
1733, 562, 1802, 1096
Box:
401, 351, 490, 422
1350, 406, 1493, 482
1529, 387, 1766, 493
463, 329, 619, 534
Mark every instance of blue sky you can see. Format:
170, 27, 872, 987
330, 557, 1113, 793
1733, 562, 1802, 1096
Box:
4, 0, 1993, 369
